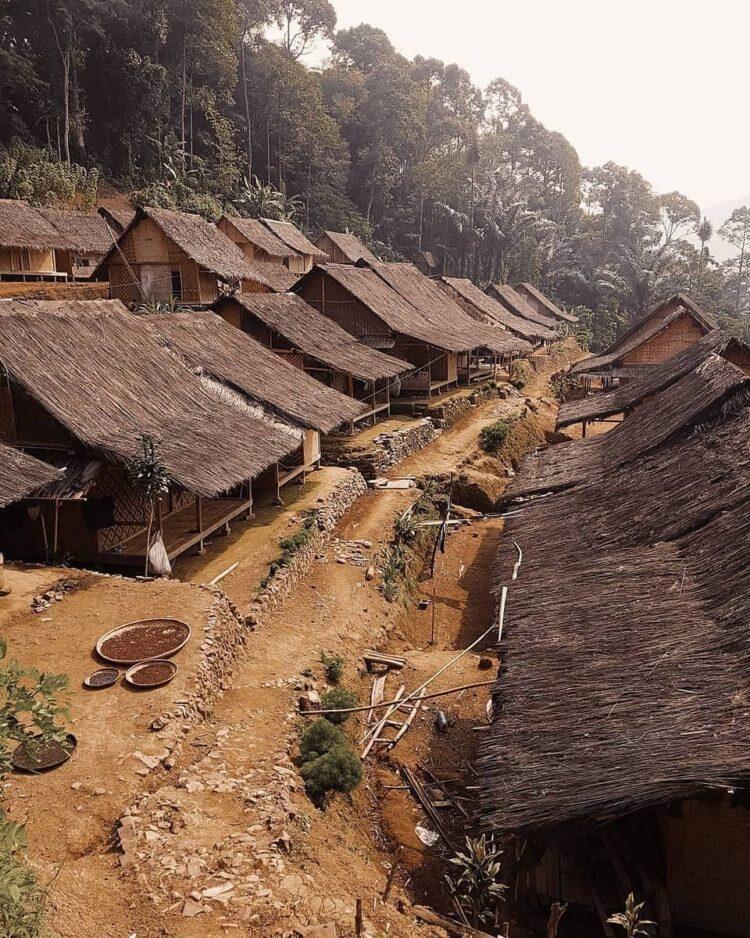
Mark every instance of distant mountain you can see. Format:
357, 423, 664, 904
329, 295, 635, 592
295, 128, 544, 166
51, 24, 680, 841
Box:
703, 195, 750, 262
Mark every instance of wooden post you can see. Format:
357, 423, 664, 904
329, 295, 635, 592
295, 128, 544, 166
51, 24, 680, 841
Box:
355, 898, 363, 936
273, 462, 282, 506
52, 497, 60, 561
582, 420, 588, 438
0, 553, 9, 596
195, 495, 205, 553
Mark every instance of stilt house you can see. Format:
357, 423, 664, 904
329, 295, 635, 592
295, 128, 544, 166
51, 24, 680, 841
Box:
214, 292, 410, 430
0, 200, 71, 283
313, 230, 378, 265
489, 281, 558, 329
216, 215, 303, 289
438, 276, 556, 344
514, 282, 578, 324
258, 218, 327, 273
38, 208, 113, 280
146, 311, 366, 496
569, 294, 718, 384
0, 300, 301, 571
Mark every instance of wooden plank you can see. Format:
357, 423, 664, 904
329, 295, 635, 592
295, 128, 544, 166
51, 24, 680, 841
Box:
366, 674, 387, 730
362, 685, 404, 758
413, 906, 495, 937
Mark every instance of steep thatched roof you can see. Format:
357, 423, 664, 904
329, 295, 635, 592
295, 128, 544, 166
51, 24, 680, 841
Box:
0, 444, 61, 508
557, 330, 745, 427
0, 300, 299, 496
220, 215, 297, 259
439, 277, 555, 342
505, 354, 750, 499
0, 199, 72, 250
570, 294, 718, 377
146, 310, 365, 434
366, 262, 531, 356
489, 283, 557, 328
300, 264, 475, 352
260, 218, 327, 261
477, 404, 750, 839
317, 230, 378, 264
217, 293, 409, 382
38, 208, 113, 253
515, 282, 578, 323
97, 205, 136, 235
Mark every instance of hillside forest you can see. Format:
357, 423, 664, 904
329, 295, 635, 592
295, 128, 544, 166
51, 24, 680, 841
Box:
2, 0, 749, 348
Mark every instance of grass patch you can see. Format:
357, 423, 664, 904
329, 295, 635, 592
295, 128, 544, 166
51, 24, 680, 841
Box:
319, 688, 357, 724
510, 361, 532, 390
321, 651, 344, 684
380, 543, 410, 602
261, 515, 317, 587
479, 420, 511, 453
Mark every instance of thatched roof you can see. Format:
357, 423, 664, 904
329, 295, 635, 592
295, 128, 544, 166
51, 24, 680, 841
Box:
220, 215, 297, 259
0, 444, 61, 508
557, 330, 745, 428
247, 263, 300, 292
0, 300, 300, 496
217, 293, 409, 382
477, 403, 750, 839
301, 264, 475, 353
570, 294, 718, 377
366, 262, 531, 356
515, 282, 578, 323
38, 208, 113, 254
97, 205, 136, 235
260, 218, 327, 261
489, 283, 557, 328
0, 199, 72, 250
318, 230, 378, 264
505, 354, 750, 499
146, 310, 365, 434
439, 277, 555, 342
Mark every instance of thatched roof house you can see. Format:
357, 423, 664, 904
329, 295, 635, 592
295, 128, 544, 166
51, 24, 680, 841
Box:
569, 293, 718, 381
478, 397, 750, 936
260, 218, 327, 271
557, 329, 750, 430
505, 354, 750, 500
488, 282, 557, 329
215, 292, 409, 428
313, 230, 378, 265
0, 443, 60, 509
96, 206, 291, 305
217, 215, 301, 270
38, 207, 113, 280
98, 205, 136, 236
0, 299, 300, 568
0, 199, 72, 282
438, 276, 555, 343
514, 281, 578, 324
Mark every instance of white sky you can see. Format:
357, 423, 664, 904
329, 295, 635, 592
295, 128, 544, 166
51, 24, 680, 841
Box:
326, 0, 750, 212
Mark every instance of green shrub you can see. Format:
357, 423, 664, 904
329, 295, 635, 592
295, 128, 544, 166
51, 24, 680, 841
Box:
0, 814, 46, 938
510, 361, 531, 390
321, 651, 344, 684
299, 719, 347, 761
320, 688, 357, 724
380, 543, 409, 601
300, 744, 363, 799
479, 420, 511, 454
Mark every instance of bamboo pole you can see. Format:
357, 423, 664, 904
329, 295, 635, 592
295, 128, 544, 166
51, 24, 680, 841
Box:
303, 679, 496, 717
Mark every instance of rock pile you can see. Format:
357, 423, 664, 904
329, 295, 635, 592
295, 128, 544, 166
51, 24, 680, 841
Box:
31, 578, 79, 612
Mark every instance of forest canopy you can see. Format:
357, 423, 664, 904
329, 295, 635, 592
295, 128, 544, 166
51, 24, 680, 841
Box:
1, 0, 748, 346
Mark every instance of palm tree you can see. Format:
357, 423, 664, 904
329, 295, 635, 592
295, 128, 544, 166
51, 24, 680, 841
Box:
697, 216, 713, 264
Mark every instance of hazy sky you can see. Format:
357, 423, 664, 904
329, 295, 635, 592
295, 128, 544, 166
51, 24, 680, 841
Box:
327, 0, 749, 212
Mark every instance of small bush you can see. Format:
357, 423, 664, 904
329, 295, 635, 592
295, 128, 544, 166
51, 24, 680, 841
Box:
299, 719, 347, 761
320, 688, 357, 724
479, 420, 511, 453
321, 651, 344, 684
0, 813, 46, 937
510, 361, 531, 390
300, 744, 363, 799
380, 543, 409, 602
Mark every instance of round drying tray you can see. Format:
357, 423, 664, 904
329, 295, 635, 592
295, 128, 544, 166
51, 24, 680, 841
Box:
124, 658, 178, 689
83, 667, 120, 689
96, 618, 191, 665
12, 734, 77, 773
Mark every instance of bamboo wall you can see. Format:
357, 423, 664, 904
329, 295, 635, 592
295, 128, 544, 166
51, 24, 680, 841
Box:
620, 314, 705, 367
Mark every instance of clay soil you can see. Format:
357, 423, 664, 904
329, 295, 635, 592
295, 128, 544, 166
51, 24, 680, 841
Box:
2, 341, 585, 937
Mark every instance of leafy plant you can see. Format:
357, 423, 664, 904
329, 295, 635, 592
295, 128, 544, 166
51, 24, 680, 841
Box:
607, 893, 654, 938
319, 688, 357, 724
235, 174, 303, 221
0, 813, 47, 938
300, 744, 363, 800
479, 420, 511, 453
126, 434, 170, 577
380, 543, 409, 602
448, 835, 506, 928
509, 361, 531, 391
320, 651, 344, 684
134, 296, 190, 316
299, 718, 347, 761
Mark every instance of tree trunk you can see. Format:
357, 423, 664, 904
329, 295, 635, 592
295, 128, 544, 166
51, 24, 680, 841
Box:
71, 47, 85, 156
737, 225, 748, 315
240, 30, 253, 180
144, 503, 154, 578
180, 9, 188, 172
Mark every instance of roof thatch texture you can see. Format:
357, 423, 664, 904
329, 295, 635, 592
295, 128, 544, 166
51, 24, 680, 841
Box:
38, 208, 113, 253
0, 199, 72, 250
97, 205, 136, 235
0, 444, 61, 508
557, 330, 741, 427
260, 218, 327, 261
220, 215, 297, 259
515, 282, 578, 323
0, 300, 299, 496
366, 262, 531, 356
146, 310, 365, 433
505, 353, 750, 499
219, 293, 409, 382
439, 277, 555, 342
477, 402, 750, 839
490, 283, 557, 328
319, 230, 378, 264
570, 293, 718, 376
306, 264, 475, 352
246, 263, 300, 292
